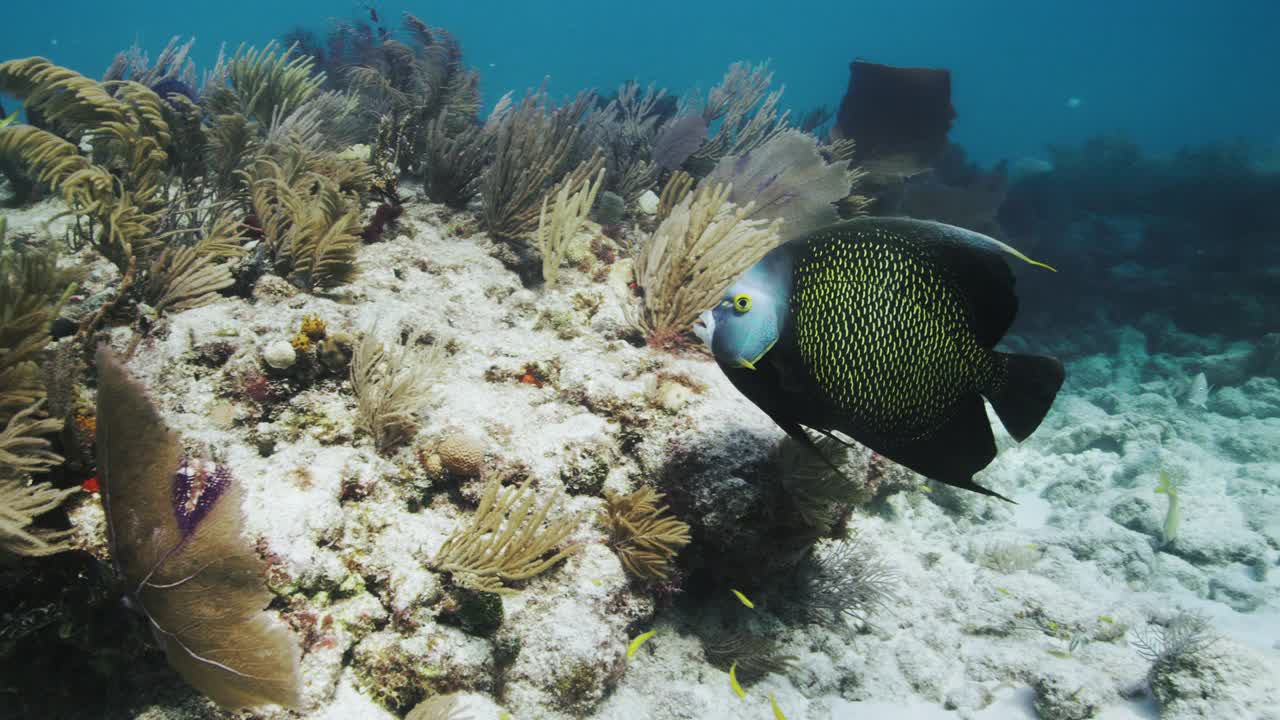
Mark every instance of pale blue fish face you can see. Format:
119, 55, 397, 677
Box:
703, 263, 787, 370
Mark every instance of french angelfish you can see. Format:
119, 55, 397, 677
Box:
700, 217, 1065, 499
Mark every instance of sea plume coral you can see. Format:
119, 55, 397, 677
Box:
0, 238, 77, 423
480, 88, 593, 243
350, 330, 443, 452
628, 182, 782, 341
775, 435, 866, 533
0, 58, 171, 280
202, 41, 325, 124
422, 111, 493, 208
102, 35, 198, 101
602, 485, 691, 581
784, 535, 897, 628
0, 401, 73, 558
580, 81, 670, 205
432, 476, 583, 593
246, 153, 362, 290
0, 58, 250, 339
95, 347, 301, 709
688, 61, 789, 171
535, 162, 605, 287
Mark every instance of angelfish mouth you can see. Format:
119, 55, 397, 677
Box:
735, 338, 777, 371
693, 311, 715, 348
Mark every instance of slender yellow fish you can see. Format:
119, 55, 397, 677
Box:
731, 589, 754, 609
770, 692, 787, 719
729, 661, 746, 699
627, 630, 656, 659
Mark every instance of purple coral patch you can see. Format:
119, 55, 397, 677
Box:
171, 457, 232, 537
654, 114, 707, 171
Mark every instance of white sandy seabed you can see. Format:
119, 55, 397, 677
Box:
9, 192, 1279, 720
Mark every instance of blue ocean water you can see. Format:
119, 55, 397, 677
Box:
4, 0, 1279, 164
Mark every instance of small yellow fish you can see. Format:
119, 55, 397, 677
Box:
1098, 615, 1115, 624
729, 661, 746, 699
770, 691, 787, 719
590, 578, 602, 586
627, 630, 656, 658
498, 713, 511, 720
0, 112, 17, 129
731, 589, 754, 609
919, 484, 933, 493
995, 586, 1010, 595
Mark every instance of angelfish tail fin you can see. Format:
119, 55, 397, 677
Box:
987, 353, 1065, 442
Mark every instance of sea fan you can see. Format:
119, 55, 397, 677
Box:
96, 347, 301, 709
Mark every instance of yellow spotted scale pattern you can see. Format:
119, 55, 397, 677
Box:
791, 225, 1004, 444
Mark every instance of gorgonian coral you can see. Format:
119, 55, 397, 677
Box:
96, 347, 301, 709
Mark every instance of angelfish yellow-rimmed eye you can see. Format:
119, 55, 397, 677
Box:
732, 294, 752, 313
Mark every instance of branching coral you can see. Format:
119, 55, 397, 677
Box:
481, 88, 593, 242
535, 161, 605, 287
628, 182, 782, 340
1132, 611, 1219, 670
1133, 609, 1222, 707
580, 81, 669, 206
433, 476, 583, 593
0, 58, 250, 340
334, 13, 479, 127
703, 632, 797, 683
602, 486, 691, 581
0, 241, 77, 423
0, 401, 74, 558
775, 435, 865, 533
103, 36, 198, 97
321, 13, 480, 179
422, 111, 493, 208
203, 42, 325, 124
785, 536, 897, 628
656, 170, 694, 223
247, 153, 362, 290
688, 62, 789, 171
350, 331, 443, 452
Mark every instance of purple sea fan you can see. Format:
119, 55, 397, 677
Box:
705, 129, 852, 240
150, 77, 199, 107
95, 347, 301, 710
653, 114, 707, 171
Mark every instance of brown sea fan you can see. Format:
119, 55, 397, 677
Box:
95, 347, 301, 709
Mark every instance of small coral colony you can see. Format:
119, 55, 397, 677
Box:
1, 7, 1066, 718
